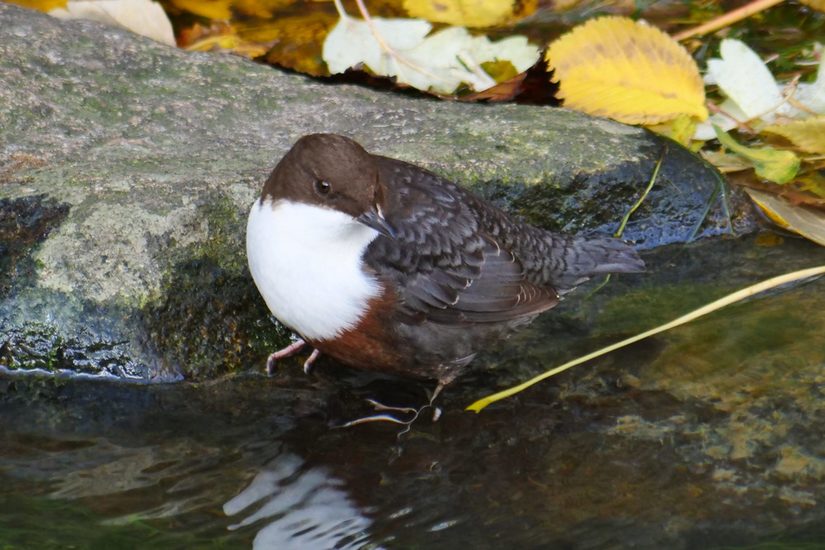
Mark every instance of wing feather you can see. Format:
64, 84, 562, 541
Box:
364, 158, 559, 326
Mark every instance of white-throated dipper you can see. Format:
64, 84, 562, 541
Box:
247, 134, 644, 397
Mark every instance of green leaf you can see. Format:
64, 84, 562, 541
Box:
713, 125, 800, 184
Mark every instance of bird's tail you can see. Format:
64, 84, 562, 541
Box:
550, 235, 645, 295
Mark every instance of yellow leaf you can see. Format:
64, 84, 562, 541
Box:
403, 0, 537, 28
545, 16, 708, 125
796, 172, 825, 198
6, 0, 67, 10
168, 0, 232, 20
239, 12, 337, 76
745, 188, 825, 247
647, 113, 696, 146
185, 32, 267, 58
764, 116, 825, 154
480, 60, 518, 83
714, 126, 800, 185
232, 0, 295, 18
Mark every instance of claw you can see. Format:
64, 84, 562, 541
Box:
265, 338, 306, 376
303, 349, 320, 374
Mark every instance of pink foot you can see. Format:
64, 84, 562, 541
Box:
266, 339, 306, 375
303, 349, 320, 374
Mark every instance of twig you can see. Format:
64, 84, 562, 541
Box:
673, 0, 786, 41
466, 264, 825, 412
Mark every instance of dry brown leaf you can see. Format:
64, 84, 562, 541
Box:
745, 188, 825, 246
240, 11, 337, 76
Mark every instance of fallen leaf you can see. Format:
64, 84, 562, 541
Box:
700, 150, 753, 173
647, 113, 697, 146
480, 60, 519, 83
50, 0, 175, 46
323, 15, 435, 77
233, 0, 296, 18
545, 16, 707, 125
402, 0, 537, 28
167, 0, 232, 20
241, 11, 337, 75
795, 56, 825, 113
745, 188, 825, 246
7, 0, 67, 11
460, 55, 559, 103
795, 171, 825, 198
714, 126, 800, 185
799, 0, 825, 11
764, 116, 825, 154
459, 73, 525, 101
184, 30, 267, 58
706, 39, 789, 121
322, 4, 538, 94
695, 40, 825, 140
693, 98, 749, 140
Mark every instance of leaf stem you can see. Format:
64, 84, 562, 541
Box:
466, 264, 825, 413
614, 147, 665, 238
673, 0, 786, 41
348, 0, 449, 85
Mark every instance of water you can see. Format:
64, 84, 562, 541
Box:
2, 234, 825, 549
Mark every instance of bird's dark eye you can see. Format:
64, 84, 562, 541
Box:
314, 179, 331, 195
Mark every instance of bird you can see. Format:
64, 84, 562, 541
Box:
246, 133, 644, 405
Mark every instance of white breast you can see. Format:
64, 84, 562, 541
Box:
246, 198, 381, 341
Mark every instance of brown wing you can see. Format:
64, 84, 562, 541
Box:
364, 158, 559, 325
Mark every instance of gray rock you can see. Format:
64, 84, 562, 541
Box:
0, 4, 757, 380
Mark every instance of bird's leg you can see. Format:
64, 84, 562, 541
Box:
303, 349, 321, 374
265, 338, 306, 376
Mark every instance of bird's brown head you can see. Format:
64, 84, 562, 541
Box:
260, 134, 394, 237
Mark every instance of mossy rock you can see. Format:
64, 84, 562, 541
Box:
0, 4, 759, 380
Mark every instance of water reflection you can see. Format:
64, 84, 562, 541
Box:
224, 449, 375, 549
2, 236, 825, 548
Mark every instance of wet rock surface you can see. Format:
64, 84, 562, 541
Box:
0, 4, 760, 380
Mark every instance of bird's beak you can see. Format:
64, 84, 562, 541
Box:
357, 205, 396, 239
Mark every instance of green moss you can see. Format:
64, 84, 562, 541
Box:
139, 257, 288, 379
139, 193, 289, 378
595, 282, 729, 335
0, 318, 142, 377
190, 195, 248, 273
